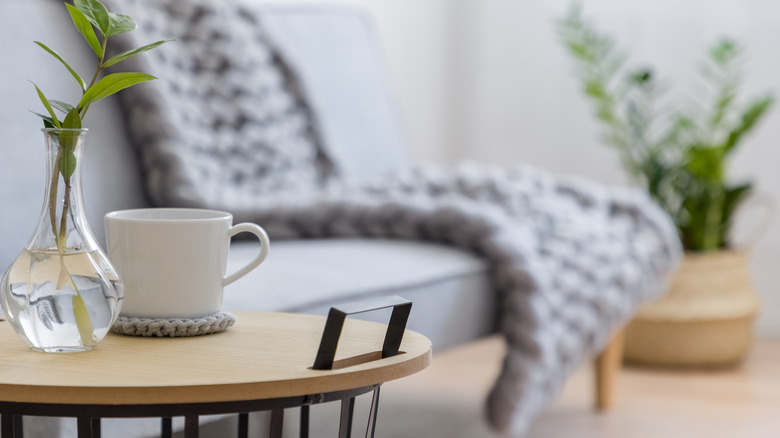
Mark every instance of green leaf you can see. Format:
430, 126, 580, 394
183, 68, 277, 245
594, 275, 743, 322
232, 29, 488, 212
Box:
33, 42, 86, 92
719, 183, 752, 246
59, 109, 82, 176
30, 82, 61, 129
66, 4, 102, 58
63, 108, 82, 131
710, 88, 737, 129
103, 39, 174, 68
79, 72, 156, 108
72, 294, 96, 347
30, 111, 57, 129
50, 100, 75, 115
60, 150, 78, 180
722, 95, 774, 153
710, 39, 740, 65
629, 68, 653, 84
685, 145, 725, 182
74, 0, 110, 35
584, 79, 605, 98
105, 13, 137, 37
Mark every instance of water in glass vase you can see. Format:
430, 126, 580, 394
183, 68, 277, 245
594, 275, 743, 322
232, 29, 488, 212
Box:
1, 248, 121, 353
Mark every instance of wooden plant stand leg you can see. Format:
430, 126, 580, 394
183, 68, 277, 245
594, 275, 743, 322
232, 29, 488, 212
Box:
594, 328, 625, 411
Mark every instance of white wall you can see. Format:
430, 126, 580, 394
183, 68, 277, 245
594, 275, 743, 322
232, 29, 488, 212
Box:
364, 0, 456, 164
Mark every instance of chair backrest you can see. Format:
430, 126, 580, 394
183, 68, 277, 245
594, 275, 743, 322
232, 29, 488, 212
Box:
256, 5, 412, 184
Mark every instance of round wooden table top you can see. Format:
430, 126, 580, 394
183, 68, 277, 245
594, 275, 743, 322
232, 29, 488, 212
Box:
0, 311, 432, 405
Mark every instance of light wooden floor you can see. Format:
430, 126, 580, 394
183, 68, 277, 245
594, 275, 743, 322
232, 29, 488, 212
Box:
376, 336, 780, 438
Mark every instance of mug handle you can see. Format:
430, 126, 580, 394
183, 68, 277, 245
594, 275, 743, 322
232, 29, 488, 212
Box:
223, 223, 271, 286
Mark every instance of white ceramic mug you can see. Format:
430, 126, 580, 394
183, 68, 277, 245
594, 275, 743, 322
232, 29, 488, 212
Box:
104, 208, 270, 319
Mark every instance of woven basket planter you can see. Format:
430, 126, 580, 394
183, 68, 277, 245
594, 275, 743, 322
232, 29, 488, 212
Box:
623, 250, 760, 368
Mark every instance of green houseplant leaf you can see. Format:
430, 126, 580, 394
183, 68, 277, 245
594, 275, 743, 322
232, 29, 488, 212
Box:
59, 109, 82, 180
33, 42, 86, 92
50, 100, 75, 115
723, 96, 774, 154
72, 293, 96, 347
717, 183, 753, 246
105, 13, 137, 37
66, 4, 102, 58
558, 6, 774, 252
78, 72, 157, 108
30, 82, 61, 129
74, 0, 110, 35
59, 150, 78, 180
30, 111, 57, 129
62, 107, 82, 130
103, 39, 174, 67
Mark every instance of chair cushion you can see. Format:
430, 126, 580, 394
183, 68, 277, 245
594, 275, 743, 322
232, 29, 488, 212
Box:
224, 238, 496, 349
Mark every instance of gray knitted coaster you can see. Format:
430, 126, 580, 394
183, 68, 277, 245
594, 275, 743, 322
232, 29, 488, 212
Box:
111, 311, 237, 337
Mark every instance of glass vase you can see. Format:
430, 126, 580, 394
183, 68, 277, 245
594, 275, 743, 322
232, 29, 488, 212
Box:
0, 128, 123, 352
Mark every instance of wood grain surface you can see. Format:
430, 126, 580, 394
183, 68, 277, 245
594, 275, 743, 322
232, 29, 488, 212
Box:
0, 312, 431, 405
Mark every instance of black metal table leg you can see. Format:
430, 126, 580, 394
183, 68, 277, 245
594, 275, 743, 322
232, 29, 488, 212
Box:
365, 386, 381, 438
269, 409, 284, 438
91, 418, 100, 438
0, 385, 388, 438
161, 417, 172, 438
76, 417, 92, 438
12, 416, 22, 438
0, 415, 23, 438
1, 414, 11, 438
338, 397, 355, 438
184, 415, 198, 438
300, 405, 310, 438
237, 413, 248, 438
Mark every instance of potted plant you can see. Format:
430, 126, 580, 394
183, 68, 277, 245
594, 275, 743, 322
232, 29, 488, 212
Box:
558, 6, 774, 366
0, 0, 171, 352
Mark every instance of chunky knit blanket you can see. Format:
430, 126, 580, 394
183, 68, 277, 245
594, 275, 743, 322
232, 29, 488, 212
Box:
106, 0, 681, 434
